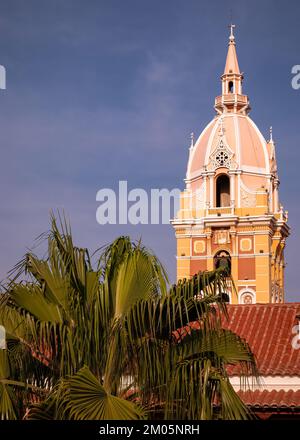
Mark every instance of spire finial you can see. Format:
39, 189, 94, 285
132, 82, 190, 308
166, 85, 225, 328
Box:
229, 23, 236, 42
269, 126, 273, 142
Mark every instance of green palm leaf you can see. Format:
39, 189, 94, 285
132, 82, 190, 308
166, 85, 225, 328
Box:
0, 213, 257, 420
0, 383, 17, 420
57, 366, 145, 420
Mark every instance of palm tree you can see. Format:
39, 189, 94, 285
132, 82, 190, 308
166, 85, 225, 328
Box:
0, 214, 257, 420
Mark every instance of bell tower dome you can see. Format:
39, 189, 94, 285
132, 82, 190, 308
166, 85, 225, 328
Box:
171, 26, 290, 304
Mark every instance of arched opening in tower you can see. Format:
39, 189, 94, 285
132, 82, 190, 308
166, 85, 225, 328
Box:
228, 81, 234, 93
216, 174, 230, 207
214, 250, 231, 275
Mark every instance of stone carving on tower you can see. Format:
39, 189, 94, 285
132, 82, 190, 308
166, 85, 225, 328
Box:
208, 119, 235, 171
240, 183, 257, 208
213, 229, 231, 245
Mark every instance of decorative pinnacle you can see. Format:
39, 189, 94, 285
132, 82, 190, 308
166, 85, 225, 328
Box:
190, 132, 195, 147
219, 117, 225, 136
229, 23, 236, 42
269, 126, 273, 142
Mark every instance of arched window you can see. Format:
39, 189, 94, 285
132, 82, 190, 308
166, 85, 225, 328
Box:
216, 174, 230, 207
214, 250, 231, 274
228, 81, 234, 93
242, 294, 253, 304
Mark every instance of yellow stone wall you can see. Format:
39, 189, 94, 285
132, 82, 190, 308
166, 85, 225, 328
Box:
173, 189, 288, 303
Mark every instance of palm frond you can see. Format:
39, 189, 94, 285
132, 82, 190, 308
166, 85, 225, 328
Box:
0, 213, 257, 420
57, 366, 145, 420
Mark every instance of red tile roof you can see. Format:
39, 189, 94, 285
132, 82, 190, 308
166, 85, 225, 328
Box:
223, 303, 300, 376
238, 389, 300, 409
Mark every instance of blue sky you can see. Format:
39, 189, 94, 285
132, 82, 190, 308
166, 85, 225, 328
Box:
0, 0, 299, 300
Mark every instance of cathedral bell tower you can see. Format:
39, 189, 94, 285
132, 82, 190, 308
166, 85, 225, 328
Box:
171, 26, 290, 304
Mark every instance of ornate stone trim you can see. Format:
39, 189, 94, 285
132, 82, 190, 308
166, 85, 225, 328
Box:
209, 138, 233, 170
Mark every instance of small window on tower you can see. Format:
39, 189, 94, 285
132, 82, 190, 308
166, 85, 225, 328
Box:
216, 174, 230, 207
228, 81, 234, 93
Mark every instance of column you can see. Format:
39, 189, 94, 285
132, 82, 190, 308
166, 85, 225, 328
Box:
269, 177, 273, 212
203, 174, 209, 216
229, 172, 235, 214
237, 172, 241, 207
209, 173, 214, 208
274, 179, 279, 213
